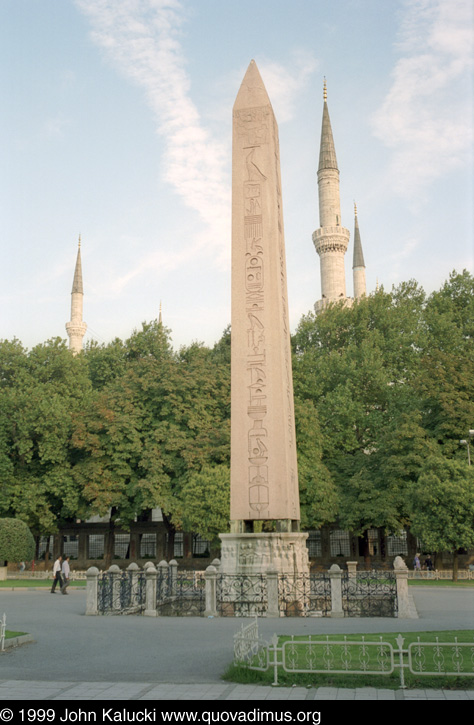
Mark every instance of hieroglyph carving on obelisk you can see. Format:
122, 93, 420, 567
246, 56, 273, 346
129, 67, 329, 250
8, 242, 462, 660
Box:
230, 61, 300, 530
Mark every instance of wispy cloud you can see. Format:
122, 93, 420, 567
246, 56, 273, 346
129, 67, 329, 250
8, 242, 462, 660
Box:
75, 0, 229, 268
371, 0, 474, 200
258, 51, 319, 123
75, 0, 317, 290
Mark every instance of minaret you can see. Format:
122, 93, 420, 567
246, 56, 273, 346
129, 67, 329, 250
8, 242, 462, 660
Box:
66, 236, 87, 354
313, 80, 350, 311
352, 203, 366, 300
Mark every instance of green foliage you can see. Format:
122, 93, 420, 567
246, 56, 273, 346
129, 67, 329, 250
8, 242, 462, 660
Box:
293, 270, 474, 548
181, 464, 230, 543
0, 518, 35, 564
0, 337, 92, 531
293, 397, 338, 529
408, 457, 474, 555
1, 270, 473, 560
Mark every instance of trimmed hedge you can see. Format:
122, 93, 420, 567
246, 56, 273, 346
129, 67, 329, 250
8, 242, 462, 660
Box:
0, 519, 35, 565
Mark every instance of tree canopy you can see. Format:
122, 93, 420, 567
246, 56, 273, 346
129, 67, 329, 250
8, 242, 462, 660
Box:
1, 270, 472, 567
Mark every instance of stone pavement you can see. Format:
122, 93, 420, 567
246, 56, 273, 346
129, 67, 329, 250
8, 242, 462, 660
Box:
0, 586, 473, 701
0, 680, 473, 701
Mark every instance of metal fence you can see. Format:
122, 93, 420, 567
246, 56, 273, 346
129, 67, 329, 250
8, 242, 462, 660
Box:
156, 569, 205, 616
217, 574, 267, 617
278, 574, 331, 617
342, 571, 398, 617
234, 618, 474, 688
97, 568, 146, 614
407, 569, 474, 580
87, 560, 410, 618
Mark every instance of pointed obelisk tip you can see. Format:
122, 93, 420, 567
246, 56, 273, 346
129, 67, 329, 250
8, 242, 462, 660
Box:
234, 59, 271, 110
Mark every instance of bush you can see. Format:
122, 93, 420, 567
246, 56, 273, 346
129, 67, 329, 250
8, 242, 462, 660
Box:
0, 519, 35, 565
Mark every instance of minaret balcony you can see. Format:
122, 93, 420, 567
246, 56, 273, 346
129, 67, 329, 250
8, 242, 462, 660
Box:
66, 322, 87, 335
312, 226, 350, 255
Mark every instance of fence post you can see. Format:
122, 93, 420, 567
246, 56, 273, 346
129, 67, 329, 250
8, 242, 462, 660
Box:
108, 564, 122, 611
1, 613, 6, 651
169, 559, 178, 596
127, 562, 140, 608
393, 556, 411, 618
157, 560, 169, 599
329, 563, 344, 617
85, 566, 99, 615
204, 565, 218, 617
144, 565, 157, 617
347, 561, 358, 579
266, 570, 280, 618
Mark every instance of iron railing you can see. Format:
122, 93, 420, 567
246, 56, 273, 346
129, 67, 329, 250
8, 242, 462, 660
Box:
278, 573, 331, 617
97, 570, 146, 614
342, 571, 398, 617
217, 574, 267, 617
92, 566, 401, 618
156, 569, 205, 616
234, 619, 474, 688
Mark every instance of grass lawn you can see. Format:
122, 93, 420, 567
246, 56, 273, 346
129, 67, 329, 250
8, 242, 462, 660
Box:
0, 579, 86, 588
4, 630, 28, 639
225, 629, 474, 690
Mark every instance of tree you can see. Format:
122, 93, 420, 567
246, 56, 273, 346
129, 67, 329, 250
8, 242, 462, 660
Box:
0, 518, 35, 566
408, 457, 474, 580
180, 464, 230, 544
0, 338, 91, 538
72, 325, 232, 562
417, 271, 474, 454
292, 283, 427, 556
293, 397, 338, 530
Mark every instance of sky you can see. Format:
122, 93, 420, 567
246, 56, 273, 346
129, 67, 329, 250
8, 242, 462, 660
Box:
1, 0, 473, 352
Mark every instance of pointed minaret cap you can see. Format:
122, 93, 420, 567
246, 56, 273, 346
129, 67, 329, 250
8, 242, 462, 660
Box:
353, 203, 365, 268
234, 60, 272, 111
72, 235, 84, 294
318, 78, 338, 172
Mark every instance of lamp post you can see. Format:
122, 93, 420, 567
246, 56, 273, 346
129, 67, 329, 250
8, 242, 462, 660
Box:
459, 429, 474, 466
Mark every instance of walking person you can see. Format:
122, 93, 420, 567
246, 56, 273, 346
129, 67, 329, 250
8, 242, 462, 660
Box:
424, 554, 434, 571
61, 555, 71, 595
50, 555, 63, 593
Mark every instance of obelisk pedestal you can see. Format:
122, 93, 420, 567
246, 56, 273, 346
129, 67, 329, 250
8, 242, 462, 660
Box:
220, 60, 308, 577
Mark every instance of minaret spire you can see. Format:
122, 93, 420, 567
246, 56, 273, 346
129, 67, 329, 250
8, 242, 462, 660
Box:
66, 236, 87, 354
352, 203, 366, 299
313, 80, 350, 311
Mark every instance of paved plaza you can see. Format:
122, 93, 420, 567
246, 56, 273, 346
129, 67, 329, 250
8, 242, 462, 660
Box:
0, 586, 473, 701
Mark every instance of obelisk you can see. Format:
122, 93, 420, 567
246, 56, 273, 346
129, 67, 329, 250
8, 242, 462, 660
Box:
220, 61, 308, 576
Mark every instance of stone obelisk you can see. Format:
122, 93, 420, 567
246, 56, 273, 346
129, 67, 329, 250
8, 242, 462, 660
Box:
220, 61, 308, 576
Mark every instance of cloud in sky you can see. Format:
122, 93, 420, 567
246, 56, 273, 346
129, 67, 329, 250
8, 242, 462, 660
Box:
75, 0, 317, 283
371, 0, 474, 200
257, 51, 319, 123
75, 0, 229, 265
